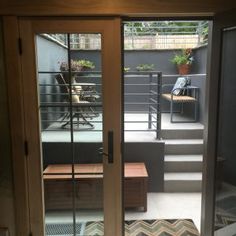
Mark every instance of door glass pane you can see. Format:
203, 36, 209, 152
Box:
123, 20, 207, 235
36, 33, 103, 236
214, 28, 236, 235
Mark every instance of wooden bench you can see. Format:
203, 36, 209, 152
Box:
162, 85, 199, 123
43, 162, 148, 211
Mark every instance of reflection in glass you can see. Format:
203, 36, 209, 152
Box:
214, 29, 236, 235
36, 33, 103, 236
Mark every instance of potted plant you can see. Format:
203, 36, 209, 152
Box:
136, 64, 155, 71
59, 59, 95, 72
59, 59, 95, 82
76, 59, 95, 71
171, 49, 194, 75
124, 67, 130, 72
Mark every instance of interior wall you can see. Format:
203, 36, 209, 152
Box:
0, 18, 16, 236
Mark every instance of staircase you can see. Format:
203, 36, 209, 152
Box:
162, 127, 204, 192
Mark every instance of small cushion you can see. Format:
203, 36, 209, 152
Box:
172, 77, 187, 96
162, 93, 196, 102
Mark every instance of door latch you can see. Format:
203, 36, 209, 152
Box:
98, 131, 114, 164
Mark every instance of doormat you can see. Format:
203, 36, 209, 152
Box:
46, 219, 199, 236
215, 207, 236, 230
215, 195, 236, 230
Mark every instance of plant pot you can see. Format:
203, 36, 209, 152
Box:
178, 64, 191, 75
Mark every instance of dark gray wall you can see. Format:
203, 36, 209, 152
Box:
36, 36, 68, 129
191, 46, 208, 74
124, 50, 177, 74
38, 40, 207, 124
71, 48, 207, 122
72, 47, 207, 74
71, 50, 101, 70
124, 142, 164, 192
42, 142, 164, 192
217, 29, 236, 187
191, 74, 206, 123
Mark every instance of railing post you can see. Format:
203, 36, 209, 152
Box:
148, 72, 152, 129
156, 72, 162, 139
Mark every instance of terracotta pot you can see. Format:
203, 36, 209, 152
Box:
178, 64, 191, 75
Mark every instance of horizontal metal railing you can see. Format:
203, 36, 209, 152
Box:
38, 71, 162, 139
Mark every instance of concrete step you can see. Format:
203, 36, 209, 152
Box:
164, 155, 203, 172
161, 129, 203, 139
164, 172, 202, 192
164, 139, 203, 155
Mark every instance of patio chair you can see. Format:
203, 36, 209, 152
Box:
162, 77, 199, 123
55, 74, 94, 129
78, 84, 100, 118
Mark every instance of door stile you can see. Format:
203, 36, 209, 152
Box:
102, 18, 123, 236
19, 17, 123, 236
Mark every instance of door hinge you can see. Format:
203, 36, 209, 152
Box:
24, 141, 28, 156
18, 38, 22, 55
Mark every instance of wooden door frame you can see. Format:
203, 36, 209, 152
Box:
4, 16, 123, 236
3, 16, 30, 236
5, 13, 236, 236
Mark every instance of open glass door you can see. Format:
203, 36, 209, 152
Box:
201, 9, 236, 236
19, 18, 122, 236
212, 10, 236, 236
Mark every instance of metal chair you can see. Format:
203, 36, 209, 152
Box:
55, 74, 94, 129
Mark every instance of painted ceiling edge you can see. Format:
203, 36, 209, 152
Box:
0, 0, 234, 16
0, 12, 216, 18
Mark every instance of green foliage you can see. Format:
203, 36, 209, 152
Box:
76, 59, 95, 69
124, 67, 130, 72
124, 21, 208, 36
60, 59, 95, 71
171, 49, 194, 66
136, 64, 155, 71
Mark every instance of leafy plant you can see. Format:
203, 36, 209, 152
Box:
77, 59, 95, 69
124, 67, 130, 72
59, 59, 95, 71
136, 64, 154, 71
171, 49, 194, 66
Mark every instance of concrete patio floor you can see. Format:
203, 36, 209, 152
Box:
41, 113, 204, 143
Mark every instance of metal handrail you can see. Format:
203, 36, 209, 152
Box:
38, 71, 162, 139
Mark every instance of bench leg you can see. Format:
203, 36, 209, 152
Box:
170, 99, 174, 123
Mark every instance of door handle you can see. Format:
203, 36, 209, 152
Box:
98, 131, 114, 164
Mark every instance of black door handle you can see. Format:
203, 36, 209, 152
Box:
98, 131, 114, 164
